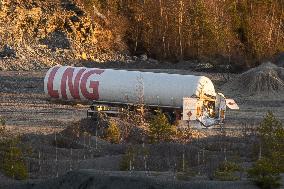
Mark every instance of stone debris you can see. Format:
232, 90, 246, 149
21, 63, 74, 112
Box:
0, 0, 126, 71
222, 62, 284, 100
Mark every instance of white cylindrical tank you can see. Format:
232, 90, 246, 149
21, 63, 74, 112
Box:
44, 66, 216, 107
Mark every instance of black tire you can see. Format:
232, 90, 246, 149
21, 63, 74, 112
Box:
164, 111, 176, 125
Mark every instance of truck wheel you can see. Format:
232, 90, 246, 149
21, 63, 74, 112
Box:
164, 111, 176, 125
91, 112, 99, 121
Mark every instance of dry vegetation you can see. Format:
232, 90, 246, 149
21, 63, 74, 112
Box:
78, 0, 284, 67
0, 0, 283, 70
0, 0, 127, 70
0, 63, 283, 189
0, 110, 282, 189
0, 0, 283, 188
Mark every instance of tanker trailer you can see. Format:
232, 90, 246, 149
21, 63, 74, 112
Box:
44, 66, 239, 127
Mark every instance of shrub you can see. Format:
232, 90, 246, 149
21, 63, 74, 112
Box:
248, 158, 281, 189
257, 112, 284, 164
119, 146, 135, 171
105, 120, 121, 144
214, 161, 241, 181
148, 110, 174, 143
0, 117, 5, 134
247, 112, 283, 189
0, 139, 28, 180
0, 117, 5, 126
52, 135, 82, 149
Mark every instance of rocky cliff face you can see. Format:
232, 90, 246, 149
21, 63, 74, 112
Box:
0, 0, 126, 70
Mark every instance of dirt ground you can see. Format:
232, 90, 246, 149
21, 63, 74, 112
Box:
0, 70, 86, 132
11, 170, 259, 189
0, 68, 283, 188
1, 69, 282, 130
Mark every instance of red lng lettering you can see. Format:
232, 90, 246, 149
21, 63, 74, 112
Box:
80, 69, 104, 100
47, 67, 60, 98
61, 68, 86, 100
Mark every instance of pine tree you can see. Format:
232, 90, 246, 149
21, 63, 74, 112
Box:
105, 120, 121, 144
149, 110, 174, 143
248, 112, 284, 189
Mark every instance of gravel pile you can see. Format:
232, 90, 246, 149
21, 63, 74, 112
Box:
222, 62, 284, 100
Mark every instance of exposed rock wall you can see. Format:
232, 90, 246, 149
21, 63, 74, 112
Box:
0, 0, 126, 70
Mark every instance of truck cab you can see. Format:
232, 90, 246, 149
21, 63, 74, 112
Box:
182, 93, 239, 127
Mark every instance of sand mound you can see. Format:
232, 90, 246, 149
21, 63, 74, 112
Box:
222, 62, 284, 99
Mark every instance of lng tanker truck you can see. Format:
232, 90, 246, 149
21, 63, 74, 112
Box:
44, 66, 239, 127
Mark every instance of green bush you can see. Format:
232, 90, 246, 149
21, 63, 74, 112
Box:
119, 145, 150, 171
0, 139, 28, 180
149, 110, 174, 143
248, 158, 281, 189
257, 112, 284, 171
214, 161, 241, 181
0, 117, 5, 134
105, 120, 121, 144
119, 146, 135, 171
0, 117, 5, 126
247, 112, 283, 189
52, 136, 81, 149
258, 112, 283, 150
